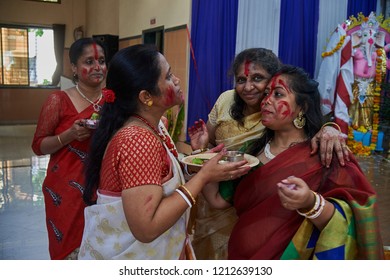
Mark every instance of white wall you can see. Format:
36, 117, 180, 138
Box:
118, 0, 191, 38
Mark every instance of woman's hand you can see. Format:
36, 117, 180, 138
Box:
310, 126, 349, 168
70, 119, 92, 142
277, 176, 335, 230
197, 149, 251, 184
277, 176, 313, 211
188, 119, 209, 151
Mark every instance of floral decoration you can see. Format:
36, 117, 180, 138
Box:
322, 35, 346, 58
347, 127, 372, 156
102, 88, 116, 103
369, 48, 384, 151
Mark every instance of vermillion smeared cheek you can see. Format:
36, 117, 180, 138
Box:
82, 68, 88, 79
244, 60, 250, 76
277, 101, 291, 119
163, 86, 175, 106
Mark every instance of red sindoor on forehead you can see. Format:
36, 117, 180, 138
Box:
244, 60, 250, 76
278, 79, 292, 95
93, 43, 99, 60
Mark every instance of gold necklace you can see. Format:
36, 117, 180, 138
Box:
76, 84, 102, 112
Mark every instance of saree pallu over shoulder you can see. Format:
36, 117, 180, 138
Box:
229, 142, 384, 260
78, 122, 190, 260
215, 112, 263, 151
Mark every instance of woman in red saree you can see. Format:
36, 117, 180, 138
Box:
31, 38, 107, 259
204, 65, 384, 260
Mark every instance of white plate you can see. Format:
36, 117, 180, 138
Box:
181, 153, 259, 168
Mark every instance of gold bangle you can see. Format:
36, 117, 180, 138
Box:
321, 122, 341, 133
178, 184, 196, 205
297, 191, 319, 216
57, 135, 64, 146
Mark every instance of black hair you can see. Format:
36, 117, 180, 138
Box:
83, 44, 162, 205
247, 64, 323, 156
229, 48, 282, 125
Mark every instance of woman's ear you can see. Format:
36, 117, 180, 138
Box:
139, 90, 153, 106
71, 63, 77, 75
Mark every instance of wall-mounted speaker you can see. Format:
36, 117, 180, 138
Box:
92, 34, 119, 64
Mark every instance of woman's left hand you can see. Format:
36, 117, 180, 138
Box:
188, 119, 209, 151
310, 126, 349, 168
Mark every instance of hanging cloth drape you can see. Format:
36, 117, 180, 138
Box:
235, 0, 281, 56
278, 0, 320, 78
51, 24, 65, 86
187, 0, 238, 139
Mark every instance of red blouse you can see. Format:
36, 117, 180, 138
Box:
99, 126, 171, 193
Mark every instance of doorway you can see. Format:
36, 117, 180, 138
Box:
142, 26, 164, 53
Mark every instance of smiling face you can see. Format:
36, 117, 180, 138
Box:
260, 74, 302, 130
234, 61, 271, 112
155, 53, 184, 108
73, 43, 107, 86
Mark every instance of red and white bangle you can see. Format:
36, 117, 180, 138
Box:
297, 191, 326, 219
175, 189, 192, 208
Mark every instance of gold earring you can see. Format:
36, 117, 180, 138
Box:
293, 111, 306, 129
146, 100, 153, 107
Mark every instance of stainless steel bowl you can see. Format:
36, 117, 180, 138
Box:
223, 151, 244, 162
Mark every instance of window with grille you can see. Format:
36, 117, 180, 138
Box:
0, 25, 56, 87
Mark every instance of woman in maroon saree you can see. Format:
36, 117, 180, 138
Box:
204, 65, 384, 260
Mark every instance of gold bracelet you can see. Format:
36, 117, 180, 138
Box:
57, 135, 64, 146
178, 185, 196, 205
321, 122, 341, 133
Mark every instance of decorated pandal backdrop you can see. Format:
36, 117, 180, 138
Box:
317, 12, 390, 157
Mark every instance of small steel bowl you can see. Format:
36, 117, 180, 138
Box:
223, 151, 244, 162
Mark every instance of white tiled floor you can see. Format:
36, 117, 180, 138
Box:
0, 125, 389, 260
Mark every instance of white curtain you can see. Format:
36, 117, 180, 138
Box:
314, 0, 348, 78
235, 0, 281, 56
